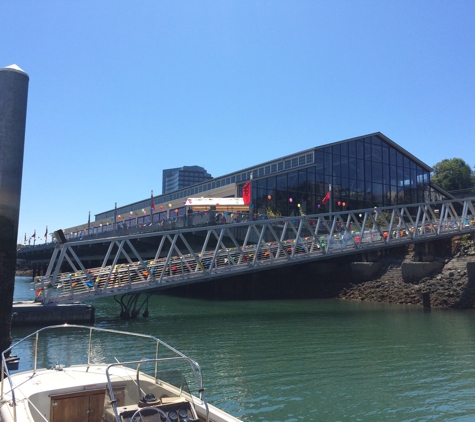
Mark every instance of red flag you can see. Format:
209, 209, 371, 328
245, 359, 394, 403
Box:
321, 191, 330, 205
151, 191, 156, 212
242, 182, 251, 205
31, 230, 36, 238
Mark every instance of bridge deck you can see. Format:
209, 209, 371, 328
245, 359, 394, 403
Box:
35, 198, 475, 304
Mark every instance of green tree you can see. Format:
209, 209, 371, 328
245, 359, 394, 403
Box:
431, 158, 474, 192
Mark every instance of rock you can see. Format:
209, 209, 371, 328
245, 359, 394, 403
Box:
338, 236, 475, 309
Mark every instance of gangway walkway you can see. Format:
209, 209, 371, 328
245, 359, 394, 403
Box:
35, 198, 475, 305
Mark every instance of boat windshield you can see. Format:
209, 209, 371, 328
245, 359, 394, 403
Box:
103, 359, 197, 421
1, 325, 207, 422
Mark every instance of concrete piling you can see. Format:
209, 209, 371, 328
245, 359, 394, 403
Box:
0, 64, 29, 353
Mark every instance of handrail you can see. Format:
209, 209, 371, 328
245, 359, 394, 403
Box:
30, 198, 475, 304
1, 324, 205, 419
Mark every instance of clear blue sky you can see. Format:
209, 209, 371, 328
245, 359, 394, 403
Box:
2, 1, 474, 244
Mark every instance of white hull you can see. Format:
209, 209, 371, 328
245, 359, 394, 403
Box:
1, 325, 241, 422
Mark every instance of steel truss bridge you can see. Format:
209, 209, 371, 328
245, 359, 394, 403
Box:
35, 198, 475, 311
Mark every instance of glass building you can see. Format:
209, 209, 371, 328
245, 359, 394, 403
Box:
80, 133, 434, 235
241, 132, 432, 217
162, 166, 212, 194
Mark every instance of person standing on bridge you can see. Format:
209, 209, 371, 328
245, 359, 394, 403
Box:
186, 207, 193, 227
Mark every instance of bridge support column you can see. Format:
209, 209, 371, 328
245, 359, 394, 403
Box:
414, 242, 434, 262
114, 293, 151, 319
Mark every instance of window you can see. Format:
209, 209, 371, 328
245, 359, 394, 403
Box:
365, 161, 372, 181
372, 143, 382, 162
332, 154, 341, 177
356, 160, 365, 180
288, 171, 298, 189
277, 174, 287, 190
372, 162, 383, 182
315, 150, 324, 173
340, 143, 348, 156
349, 142, 356, 158
267, 176, 276, 190
356, 140, 364, 159
364, 142, 372, 160
324, 153, 332, 173
340, 156, 349, 179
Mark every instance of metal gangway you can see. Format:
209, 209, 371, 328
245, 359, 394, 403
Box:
35, 198, 475, 305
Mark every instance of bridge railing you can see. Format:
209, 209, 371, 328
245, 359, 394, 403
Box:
34, 198, 475, 304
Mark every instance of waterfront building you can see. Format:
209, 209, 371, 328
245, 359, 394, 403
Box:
65, 133, 440, 236
162, 165, 212, 194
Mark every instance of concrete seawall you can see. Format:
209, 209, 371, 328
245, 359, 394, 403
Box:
350, 262, 383, 283
401, 262, 445, 282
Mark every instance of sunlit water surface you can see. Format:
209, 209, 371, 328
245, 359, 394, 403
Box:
12, 276, 475, 421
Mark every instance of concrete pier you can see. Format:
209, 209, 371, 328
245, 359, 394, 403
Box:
0, 65, 29, 222
11, 302, 95, 327
0, 64, 29, 352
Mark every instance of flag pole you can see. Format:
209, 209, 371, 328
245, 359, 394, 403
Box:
329, 183, 332, 215
249, 172, 253, 221
114, 202, 117, 231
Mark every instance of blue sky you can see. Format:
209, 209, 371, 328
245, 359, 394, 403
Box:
2, 1, 474, 244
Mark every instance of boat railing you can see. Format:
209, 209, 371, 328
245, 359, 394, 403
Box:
1, 324, 206, 418
105, 357, 209, 422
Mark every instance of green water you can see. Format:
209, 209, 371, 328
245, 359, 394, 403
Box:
12, 277, 475, 421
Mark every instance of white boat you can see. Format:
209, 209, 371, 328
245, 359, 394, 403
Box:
1, 325, 242, 422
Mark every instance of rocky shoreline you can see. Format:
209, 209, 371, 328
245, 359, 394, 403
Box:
15, 269, 33, 277
339, 235, 475, 308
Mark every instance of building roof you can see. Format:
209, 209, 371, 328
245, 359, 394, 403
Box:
231, 131, 433, 176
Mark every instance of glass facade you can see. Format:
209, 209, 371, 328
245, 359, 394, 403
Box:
242, 134, 431, 217
93, 133, 432, 226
